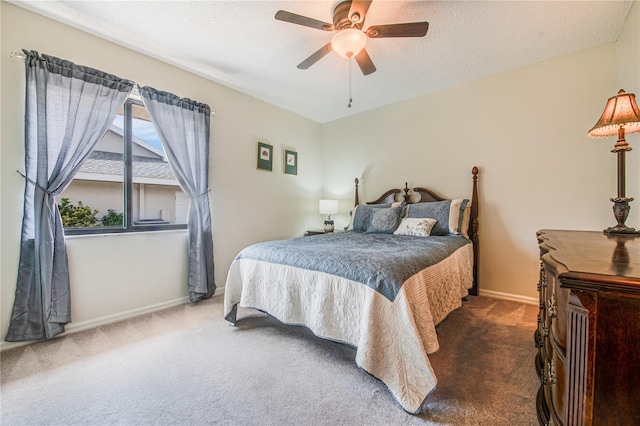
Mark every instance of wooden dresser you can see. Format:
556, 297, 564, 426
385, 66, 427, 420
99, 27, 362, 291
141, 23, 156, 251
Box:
535, 229, 640, 425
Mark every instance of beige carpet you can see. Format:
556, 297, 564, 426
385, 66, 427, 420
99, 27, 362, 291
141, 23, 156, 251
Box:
1, 294, 539, 425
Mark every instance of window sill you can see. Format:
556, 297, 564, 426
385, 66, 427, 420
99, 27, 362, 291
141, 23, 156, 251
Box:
63, 224, 187, 237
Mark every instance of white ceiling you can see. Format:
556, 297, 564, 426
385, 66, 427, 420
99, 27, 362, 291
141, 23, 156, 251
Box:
10, 1, 635, 123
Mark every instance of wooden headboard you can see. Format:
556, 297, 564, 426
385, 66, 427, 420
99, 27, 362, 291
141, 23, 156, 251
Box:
352, 166, 480, 296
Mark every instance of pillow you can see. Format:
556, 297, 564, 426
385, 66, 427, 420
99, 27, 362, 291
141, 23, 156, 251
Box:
461, 204, 472, 238
365, 206, 403, 234
393, 218, 437, 237
405, 201, 451, 235
405, 199, 470, 236
451, 199, 472, 238
348, 203, 392, 231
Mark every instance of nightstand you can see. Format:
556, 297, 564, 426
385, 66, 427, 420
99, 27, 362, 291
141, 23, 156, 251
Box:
304, 229, 332, 236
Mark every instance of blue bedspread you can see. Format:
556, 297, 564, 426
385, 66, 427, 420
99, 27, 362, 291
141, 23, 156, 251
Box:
236, 231, 471, 301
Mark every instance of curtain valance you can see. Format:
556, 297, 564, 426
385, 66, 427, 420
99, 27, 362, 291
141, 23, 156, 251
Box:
23, 50, 134, 92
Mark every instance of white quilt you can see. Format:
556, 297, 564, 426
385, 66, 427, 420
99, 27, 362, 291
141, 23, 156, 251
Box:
223, 243, 474, 413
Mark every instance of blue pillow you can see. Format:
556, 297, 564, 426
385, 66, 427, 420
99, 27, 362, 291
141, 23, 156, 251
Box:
351, 204, 392, 232
405, 201, 452, 236
365, 206, 403, 234
406, 199, 471, 236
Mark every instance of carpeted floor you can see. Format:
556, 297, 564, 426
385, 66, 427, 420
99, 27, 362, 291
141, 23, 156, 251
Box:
1, 294, 539, 425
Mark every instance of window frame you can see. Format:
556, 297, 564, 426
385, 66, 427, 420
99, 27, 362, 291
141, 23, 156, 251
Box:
63, 99, 188, 236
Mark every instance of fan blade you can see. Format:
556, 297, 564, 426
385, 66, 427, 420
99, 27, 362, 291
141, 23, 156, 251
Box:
354, 48, 376, 75
366, 22, 429, 38
297, 43, 333, 70
348, 0, 373, 25
275, 10, 334, 31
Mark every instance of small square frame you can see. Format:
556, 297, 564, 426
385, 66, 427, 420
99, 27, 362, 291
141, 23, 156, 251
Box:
257, 142, 273, 171
284, 150, 297, 175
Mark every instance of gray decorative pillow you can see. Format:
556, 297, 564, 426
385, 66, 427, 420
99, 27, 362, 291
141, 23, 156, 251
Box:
351, 203, 392, 232
405, 200, 452, 236
365, 206, 403, 234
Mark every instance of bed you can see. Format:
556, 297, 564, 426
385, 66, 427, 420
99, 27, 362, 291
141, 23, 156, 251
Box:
224, 167, 480, 413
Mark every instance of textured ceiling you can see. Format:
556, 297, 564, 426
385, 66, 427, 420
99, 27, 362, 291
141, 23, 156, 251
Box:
10, 1, 635, 123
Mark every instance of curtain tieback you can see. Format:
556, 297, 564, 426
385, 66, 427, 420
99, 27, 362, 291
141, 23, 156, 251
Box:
195, 189, 211, 199
16, 170, 54, 195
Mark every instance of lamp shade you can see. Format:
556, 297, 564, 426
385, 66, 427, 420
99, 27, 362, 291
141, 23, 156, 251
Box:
331, 28, 367, 58
588, 90, 640, 138
319, 199, 339, 215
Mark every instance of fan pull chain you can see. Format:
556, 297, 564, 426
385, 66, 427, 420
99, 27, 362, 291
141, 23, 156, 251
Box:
348, 57, 353, 108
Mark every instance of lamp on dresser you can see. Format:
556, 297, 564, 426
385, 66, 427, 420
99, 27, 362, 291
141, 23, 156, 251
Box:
319, 199, 338, 232
588, 89, 640, 235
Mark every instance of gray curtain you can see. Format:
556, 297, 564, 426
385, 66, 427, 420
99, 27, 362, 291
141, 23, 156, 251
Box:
5, 51, 133, 342
139, 86, 215, 301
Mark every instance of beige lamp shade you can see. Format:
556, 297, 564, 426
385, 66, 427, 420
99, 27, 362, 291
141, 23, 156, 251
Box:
319, 199, 339, 215
588, 89, 640, 138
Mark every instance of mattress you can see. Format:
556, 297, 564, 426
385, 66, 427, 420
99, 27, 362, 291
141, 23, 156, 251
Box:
224, 231, 474, 412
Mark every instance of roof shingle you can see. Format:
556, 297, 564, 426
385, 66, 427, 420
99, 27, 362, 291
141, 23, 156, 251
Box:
80, 151, 177, 180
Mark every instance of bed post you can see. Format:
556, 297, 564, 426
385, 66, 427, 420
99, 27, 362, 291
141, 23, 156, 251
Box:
402, 183, 411, 204
470, 166, 479, 296
354, 178, 360, 207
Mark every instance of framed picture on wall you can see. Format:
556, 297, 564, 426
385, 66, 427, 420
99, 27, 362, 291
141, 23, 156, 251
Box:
257, 142, 273, 171
284, 150, 297, 175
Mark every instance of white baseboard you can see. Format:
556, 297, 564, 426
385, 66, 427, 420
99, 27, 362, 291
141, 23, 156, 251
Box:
65, 296, 192, 335
2, 289, 227, 352
1, 296, 189, 352
478, 289, 538, 305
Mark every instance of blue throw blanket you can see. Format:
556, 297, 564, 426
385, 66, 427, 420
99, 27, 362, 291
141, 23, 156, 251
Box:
237, 231, 471, 301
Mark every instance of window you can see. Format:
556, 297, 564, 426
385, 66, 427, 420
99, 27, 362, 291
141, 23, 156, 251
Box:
59, 99, 188, 234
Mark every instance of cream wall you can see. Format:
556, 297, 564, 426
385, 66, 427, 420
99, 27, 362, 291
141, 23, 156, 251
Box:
617, 0, 640, 97
320, 2, 640, 301
1, 1, 638, 349
0, 2, 323, 349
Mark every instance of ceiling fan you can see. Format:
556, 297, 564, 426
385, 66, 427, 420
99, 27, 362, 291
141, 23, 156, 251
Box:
275, 0, 429, 76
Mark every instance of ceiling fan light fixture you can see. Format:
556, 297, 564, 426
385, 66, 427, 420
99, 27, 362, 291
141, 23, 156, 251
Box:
331, 28, 367, 58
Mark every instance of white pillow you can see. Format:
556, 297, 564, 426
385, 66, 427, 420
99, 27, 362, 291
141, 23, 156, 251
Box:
458, 202, 472, 238
393, 218, 437, 237
449, 199, 472, 238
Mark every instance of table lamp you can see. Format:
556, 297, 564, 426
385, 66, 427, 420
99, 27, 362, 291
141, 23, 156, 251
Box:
588, 89, 640, 235
319, 199, 339, 232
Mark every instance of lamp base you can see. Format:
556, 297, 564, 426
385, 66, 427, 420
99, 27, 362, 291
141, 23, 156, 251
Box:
604, 198, 640, 235
603, 227, 640, 236
323, 219, 334, 233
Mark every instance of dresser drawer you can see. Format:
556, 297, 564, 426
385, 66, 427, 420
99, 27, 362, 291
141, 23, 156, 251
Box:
535, 229, 640, 426
550, 282, 568, 352
549, 334, 567, 425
